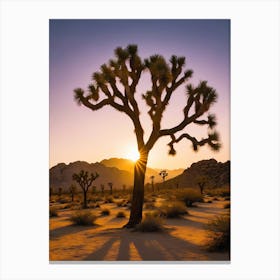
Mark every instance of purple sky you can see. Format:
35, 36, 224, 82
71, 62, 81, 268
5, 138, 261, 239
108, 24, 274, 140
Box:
50, 20, 230, 169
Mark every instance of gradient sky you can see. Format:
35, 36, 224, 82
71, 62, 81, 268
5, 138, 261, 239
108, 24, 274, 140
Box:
50, 20, 230, 169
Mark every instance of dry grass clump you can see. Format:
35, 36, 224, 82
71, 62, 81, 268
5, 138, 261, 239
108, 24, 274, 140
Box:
116, 211, 126, 218
159, 201, 188, 218
49, 206, 59, 217
135, 213, 164, 232
206, 215, 230, 252
70, 210, 97, 226
176, 189, 203, 207
100, 208, 110, 216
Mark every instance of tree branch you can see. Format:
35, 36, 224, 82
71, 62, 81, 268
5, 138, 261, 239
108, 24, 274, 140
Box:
167, 131, 221, 155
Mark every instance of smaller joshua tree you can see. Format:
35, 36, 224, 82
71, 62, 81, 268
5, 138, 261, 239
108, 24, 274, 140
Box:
69, 184, 77, 202
159, 170, 168, 191
100, 184, 105, 195
108, 182, 113, 195
196, 175, 208, 195
72, 170, 99, 208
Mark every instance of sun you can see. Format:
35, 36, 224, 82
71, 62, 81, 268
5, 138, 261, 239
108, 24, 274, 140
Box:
126, 148, 140, 162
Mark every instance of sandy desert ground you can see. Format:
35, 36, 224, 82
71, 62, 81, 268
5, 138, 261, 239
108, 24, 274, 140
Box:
50, 197, 230, 261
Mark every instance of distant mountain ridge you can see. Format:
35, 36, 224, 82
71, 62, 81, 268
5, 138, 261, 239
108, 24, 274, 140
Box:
49, 158, 184, 191
160, 159, 230, 189
100, 158, 184, 183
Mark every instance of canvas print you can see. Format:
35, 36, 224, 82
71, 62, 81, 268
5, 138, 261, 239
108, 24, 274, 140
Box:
49, 19, 230, 261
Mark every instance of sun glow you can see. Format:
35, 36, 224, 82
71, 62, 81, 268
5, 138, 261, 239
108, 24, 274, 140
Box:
126, 148, 140, 162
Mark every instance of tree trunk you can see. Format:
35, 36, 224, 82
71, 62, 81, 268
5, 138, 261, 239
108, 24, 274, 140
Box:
124, 152, 148, 228
83, 190, 87, 208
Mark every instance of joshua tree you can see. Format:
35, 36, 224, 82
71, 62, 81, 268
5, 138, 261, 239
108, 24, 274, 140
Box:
159, 170, 168, 182
150, 175, 155, 192
72, 170, 99, 208
196, 175, 208, 195
108, 182, 113, 195
74, 45, 221, 227
100, 184, 105, 195
69, 184, 77, 202
159, 170, 168, 191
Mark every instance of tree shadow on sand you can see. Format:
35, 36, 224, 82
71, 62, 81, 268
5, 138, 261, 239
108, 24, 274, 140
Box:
50, 224, 99, 240
83, 228, 223, 261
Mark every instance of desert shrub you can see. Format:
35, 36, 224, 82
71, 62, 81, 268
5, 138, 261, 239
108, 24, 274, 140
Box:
49, 207, 58, 217
206, 215, 230, 252
212, 197, 219, 201
159, 201, 188, 218
100, 208, 110, 216
207, 200, 213, 203
223, 202, 230, 209
58, 198, 69, 204
206, 187, 230, 197
135, 214, 164, 232
224, 196, 230, 201
177, 189, 203, 207
116, 211, 126, 218
70, 210, 97, 226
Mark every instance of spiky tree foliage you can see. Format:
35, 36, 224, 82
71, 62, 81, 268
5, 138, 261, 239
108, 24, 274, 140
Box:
72, 170, 99, 208
74, 45, 221, 227
159, 170, 168, 182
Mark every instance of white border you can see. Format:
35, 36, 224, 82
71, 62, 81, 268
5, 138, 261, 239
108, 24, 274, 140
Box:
0, 0, 279, 279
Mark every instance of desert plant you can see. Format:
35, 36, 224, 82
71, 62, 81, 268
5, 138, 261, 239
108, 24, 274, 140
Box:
206, 215, 230, 252
69, 184, 77, 202
70, 210, 97, 226
100, 208, 110, 216
177, 189, 203, 207
195, 175, 209, 194
74, 45, 221, 227
135, 213, 164, 232
160, 201, 188, 218
49, 206, 58, 217
116, 211, 126, 218
72, 170, 99, 209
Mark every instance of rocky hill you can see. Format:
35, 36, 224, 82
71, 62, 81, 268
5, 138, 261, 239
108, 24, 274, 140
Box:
160, 159, 230, 189
49, 161, 133, 192
50, 158, 184, 192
